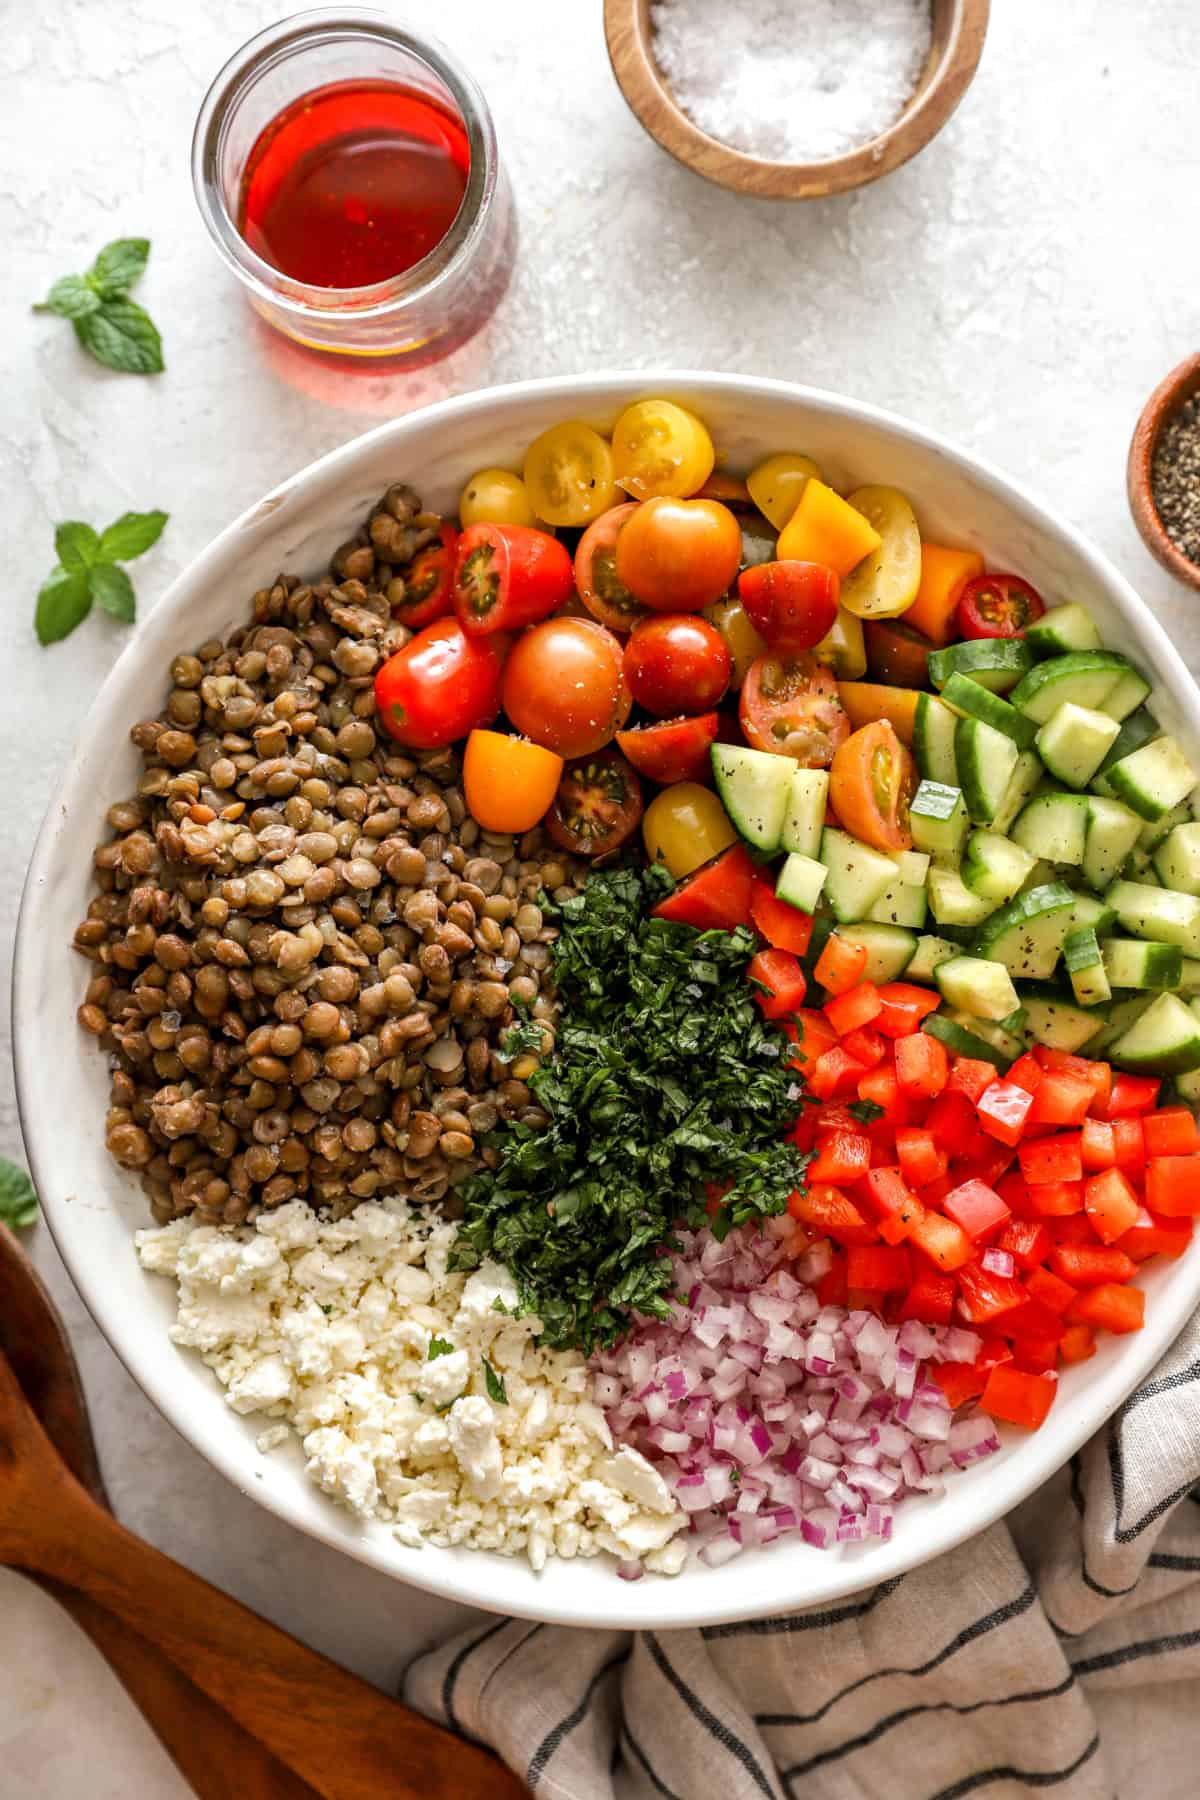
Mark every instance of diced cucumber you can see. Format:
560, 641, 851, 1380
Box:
990, 751, 1043, 836
1103, 735, 1198, 822
836, 922, 917, 983
1098, 663, 1152, 722
922, 1012, 1012, 1070
1018, 858, 1060, 893
946, 1007, 1027, 1060
940, 672, 1038, 749
934, 955, 1021, 1021
867, 878, 928, 929
972, 882, 1077, 979
894, 849, 930, 885
1008, 650, 1131, 723
1106, 991, 1200, 1075
775, 852, 827, 914
1011, 791, 1089, 865
1155, 822, 1200, 897
802, 908, 836, 974
819, 827, 899, 924
1138, 802, 1191, 852
1020, 987, 1103, 1053
955, 717, 1020, 826
1102, 937, 1182, 991
906, 934, 960, 982
1066, 890, 1116, 936
961, 830, 1037, 902
1025, 603, 1102, 657
1035, 701, 1120, 788
910, 780, 968, 861
711, 745, 793, 850
928, 867, 998, 929
1096, 705, 1161, 778
1176, 958, 1200, 994
1082, 795, 1143, 893
1174, 1065, 1200, 1104
780, 768, 830, 860
1106, 880, 1200, 959
927, 639, 1033, 694
1064, 927, 1111, 1006
913, 693, 958, 785
1088, 994, 1155, 1054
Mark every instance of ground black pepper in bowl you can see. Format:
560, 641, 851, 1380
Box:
1151, 393, 1200, 568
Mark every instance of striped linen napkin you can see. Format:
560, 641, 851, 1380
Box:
405, 1308, 1200, 1799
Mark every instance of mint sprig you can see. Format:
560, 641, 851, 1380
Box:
35, 238, 164, 375
36, 509, 168, 645
0, 1158, 38, 1232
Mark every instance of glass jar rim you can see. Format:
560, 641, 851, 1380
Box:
191, 6, 498, 320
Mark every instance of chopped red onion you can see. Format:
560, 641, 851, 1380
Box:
981, 1248, 1016, 1277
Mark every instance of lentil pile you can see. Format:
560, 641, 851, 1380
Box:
1152, 392, 1200, 568
73, 483, 581, 1229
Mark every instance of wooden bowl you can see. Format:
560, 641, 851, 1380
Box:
1128, 352, 1200, 594
603, 0, 990, 199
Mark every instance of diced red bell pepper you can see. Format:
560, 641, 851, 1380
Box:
846, 1244, 912, 1291
909, 1209, 975, 1273
877, 1198, 924, 1247
1084, 1168, 1141, 1246
1036, 1044, 1113, 1100
1050, 1214, 1099, 1247
896, 1269, 957, 1325
846, 1287, 887, 1314
809, 1131, 872, 1184
1116, 1208, 1193, 1262
1101, 1073, 1161, 1118
980, 1364, 1057, 1429
895, 1127, 948, 1187
943, 1177, 1011, 1241
978, 1079, 1035, 1147
749, 871, 815, 957
921, 1173, 956, 1209
1019, 1134, 1083, 1185
1112, 1116, 1145, 1174
856, 1063, 909, 1124
789, 1183, 879, 1246
1005, 1052, 1044, 1095
748, 948, 807, 1020
924, 1089, 980, 1158
1146, 1152, 1200, 1216
808, 1045, 870, 1100
813, 933, 870, 996
996, 1169, 1034, 1219
816, 1252, 848, 1306
1027, 1179, 1084, 1217
1026, 1265, 1079, 1315
931, 1360, 989, 1407
957, 1258, 1028, 1323
813, 1102, 863, 1134
999, 1219, 1052, 1271
1028, 1070, 1094, 1128
1049, 1243, 1137, 1287
787, 1008, 839, 1074
1058, 1324, 1097, 1364
840, 1026, 887, 1068
862, 1164, 918, 1220
652, 843, 756, 930
824, 982, 882, 1036
1011, 1336, 1061, 1375
896, 1031, 949, 1099
946, 1057, 998, 1104
1067, 1282, 1146, 1334
1002, 1295, 1067, 1341
1081, 1118, 1116, 1171
1143, 1106, 1200, 1157
873, 982, 942, 1038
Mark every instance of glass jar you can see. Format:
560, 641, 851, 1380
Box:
192, 8, 515, 362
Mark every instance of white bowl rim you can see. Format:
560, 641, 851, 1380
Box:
16, 368, 1200, 1630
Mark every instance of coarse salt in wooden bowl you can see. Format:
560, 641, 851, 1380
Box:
1128, 352, 1200, 595
604, 0, 990, 200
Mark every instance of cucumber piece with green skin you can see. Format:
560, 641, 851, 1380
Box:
1102, 735, 1198, 822
1096, 705, 1161, 778
912, 693, 959, 785
1173, 1065, 1200, 1104
945, 1007, 1027, 1060
906, 934, 961, 982
1106, 879, 1200, 959
922, 1012, 1012, 1069
775, 852, 827, 914
1082, 795, 1144, 893
934, 955, 1021, 1021
1018, 857, 1060, 894
910, 780, 968, 861
895, 849, 930, 885
1087, 993, 1155, 1054
802, 908, 836, 974
927, 639, 1034, 694
836, 922, 917, 983
971, 881, 1077, 979
1107, 991, 1200, 1075
819, 827, 899, 924
940, 673, 1038, 750
1154, 822, 1200, 897
990, 751, 1043, 836
955, 717, 1020, 826
867, 878, 928, 929
961, 830, 1037, 901
928, 867, 998, 929
1101, 937, 1182, 991
1139, 802, 1191, 852
1020, 987, 1103, 1053
1035, 701, 1120, 788
1175, 958, 1200, 994
1008, 650, 1131, 723
710, 745, 793, 850
779, 768, 830, 860
1098, 664, 1153, 722
1066, 890, 1116, 936
1025, 603, 1102, 657
1064, 926, 1111, 1005
1011, 792, 1089, 865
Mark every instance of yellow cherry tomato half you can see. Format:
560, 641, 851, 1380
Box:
746, 453, 823, 530
703, 596, 768, 689
459, 467, 539, 529
522, 421, 619, 527
462, 730, 564, 833
836, 486, 922, 620
642, 781, 737, 879
611, 399, 715, 500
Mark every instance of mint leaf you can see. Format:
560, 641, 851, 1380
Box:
0, 1158, 38, 1231
482, 1358, 507, 1404
35, 566, 92, 644
55, 520, 101, 574
36, 274, 101, 321
848, 1099, 885, 1125
427, 1335, 455, 1360
76, 299, 164, 375
90, 563, 136, 622
98, 509, 168, 563
89, 237, 150, 298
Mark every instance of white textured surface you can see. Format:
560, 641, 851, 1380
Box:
1, 0, 1198, 1792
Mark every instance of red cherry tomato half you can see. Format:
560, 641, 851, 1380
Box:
740, 651, 851, 768
544, 749, 644, 856
623, 613, 732, 717
573, 502, 647, 632
737, 560, 840, 652
390, 522, 458, 630
956, 572, 1046, 639
502, 616, 632, 758
375, 617, 508, 749
452, 522, 573, 635
616, 712, 720, 784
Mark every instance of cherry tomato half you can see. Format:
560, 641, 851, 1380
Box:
737, 561, 840, 652
389, 522, 458, 630
459, 468, 538, 528
452, 523, 573, 635
573, 502, 647, 632
616, 712, 720, 784
957, 572, 1046, 639
523, 421, 619, 527
375, 617, 508, 749
864, 618, 934, 688
703, 596, 767, 689
501, 616, 632, 759
463, 730, 564, 834
615, 497, 742, 612
740, 651, 851, 768
829, 719, 916, 854
545, 749, 643, 856
623, 614, 731, 717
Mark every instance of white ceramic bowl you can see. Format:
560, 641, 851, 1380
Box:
16, 372, 1200, 1630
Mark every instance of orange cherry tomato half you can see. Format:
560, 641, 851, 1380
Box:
829, 719, 916, 853
573, 501, 647, 632
616, 712, 720, 784
462, 730, 564, 834
374, 617, 508, 749
614, 497, 743, 613
739, 651, 851, 768
623, 613, 731, 717
544, 749, 644, 856
737, 560, 840, 652
501, 616, 632, 759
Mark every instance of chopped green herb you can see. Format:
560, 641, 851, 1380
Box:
848, 1099, 885, 1125
497, 1017, 544, 1062
428, 1335, 455, 1360
0, 1158, 38, 1231
729, 1465, 741, 1486
482, 1358, 508, 1404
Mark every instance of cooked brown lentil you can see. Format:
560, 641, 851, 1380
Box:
73, 484, 582, 1229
